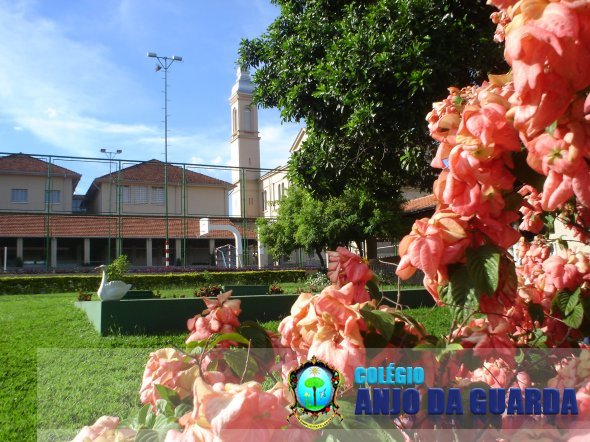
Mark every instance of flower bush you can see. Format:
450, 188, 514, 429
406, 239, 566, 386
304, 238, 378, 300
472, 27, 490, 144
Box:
74, 1, 590, 440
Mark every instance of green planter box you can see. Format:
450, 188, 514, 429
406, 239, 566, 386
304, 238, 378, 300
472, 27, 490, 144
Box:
75, 294, 298, 336
381, 289, 434, 308
121, 290, 156, 300
222, 285, 270, 296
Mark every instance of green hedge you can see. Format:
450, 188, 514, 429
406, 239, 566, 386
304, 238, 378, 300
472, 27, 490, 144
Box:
0, 270, 306, 295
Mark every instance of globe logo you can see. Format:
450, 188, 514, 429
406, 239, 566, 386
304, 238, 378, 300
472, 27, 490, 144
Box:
296, 365, 334, 412
287, 355, 343, 429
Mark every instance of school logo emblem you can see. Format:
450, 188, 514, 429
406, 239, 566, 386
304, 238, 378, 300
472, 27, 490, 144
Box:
287, 356, 343, 429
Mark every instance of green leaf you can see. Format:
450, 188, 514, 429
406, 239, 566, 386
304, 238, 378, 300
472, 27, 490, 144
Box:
155, 384, 181, 408
368, 310, 396, 340
366, 276, 381, 302
209, 332, 251, 348
556, 290, 572, 315
143, 406, 157, 429
185, 332, 250, 352
528, 303, 545, 324
546, 120, 558, 135
363, 331, 390, 349
543, 213, 556, 232
565, 288, 581, 315
530, 329, 548, 348
236, 321, 273, 348
466, 245, 500, 297
135, 429, 160, 442
332, 400, 401, 440
224, 348, 260, 380
436, 342, 463, 362
152, 414, 180, 431
137, 403, 150, 426
444, 264, 477, 322
174, 402, 193, 419
564, 303, 584, 329
155, 399, 174, 418
236, 321, 275, 364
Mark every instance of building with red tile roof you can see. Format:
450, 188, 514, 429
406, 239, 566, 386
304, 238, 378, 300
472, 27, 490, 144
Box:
0, 152, 255, 269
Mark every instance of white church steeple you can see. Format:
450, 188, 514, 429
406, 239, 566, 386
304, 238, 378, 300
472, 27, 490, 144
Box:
229, 67, 260, 218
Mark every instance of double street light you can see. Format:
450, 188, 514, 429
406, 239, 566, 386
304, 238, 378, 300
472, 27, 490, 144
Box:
147, 52, 182, 269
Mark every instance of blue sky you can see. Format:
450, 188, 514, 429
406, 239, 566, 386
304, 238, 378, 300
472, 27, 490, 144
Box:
0, 0, 302, 194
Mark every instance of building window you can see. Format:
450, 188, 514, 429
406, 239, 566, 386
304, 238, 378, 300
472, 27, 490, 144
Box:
134, 186, 148, 204
45, 190, 61, 204
278, 183, 285, 199
122, 186, 131, 204
11, 189, 28, 203
262, 190, 267, 211
243, 108, 251, 131
151, 187, 164, 204
232, 108, 237, 133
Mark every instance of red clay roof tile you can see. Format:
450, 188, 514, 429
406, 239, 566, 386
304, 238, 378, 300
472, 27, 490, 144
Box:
0, 214, 256, 239
94, 160, 232, 188
0, 153, 81, 186
402, 194, 437, 213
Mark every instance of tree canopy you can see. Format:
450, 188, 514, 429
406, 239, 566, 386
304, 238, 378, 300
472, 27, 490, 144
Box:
239, 0, 506, 200
256, 186, 406, 267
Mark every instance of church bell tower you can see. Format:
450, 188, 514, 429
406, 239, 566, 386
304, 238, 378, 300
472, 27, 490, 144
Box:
229, 67, 260, 218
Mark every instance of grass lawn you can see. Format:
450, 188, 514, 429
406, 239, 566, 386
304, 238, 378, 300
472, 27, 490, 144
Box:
0, 293, 187, 442
0, 291, 450, 442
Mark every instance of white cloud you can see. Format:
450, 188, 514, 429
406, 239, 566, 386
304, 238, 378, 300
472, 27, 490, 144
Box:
258, 120, 303, 170
0, 0, 153, 157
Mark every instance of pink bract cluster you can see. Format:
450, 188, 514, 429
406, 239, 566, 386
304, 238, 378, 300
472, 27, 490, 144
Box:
74, 1, 590, 440
186, 291, 241, 344
398, 0, 590, 344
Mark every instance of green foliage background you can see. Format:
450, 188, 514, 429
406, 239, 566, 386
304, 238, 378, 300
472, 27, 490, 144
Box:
0, 270, 306, 295
239, 0, 505, 200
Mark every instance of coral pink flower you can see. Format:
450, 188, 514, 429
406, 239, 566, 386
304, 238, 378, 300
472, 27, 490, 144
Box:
542, 255, 582, 292
396, 211, 470, 281
468, 358, 515, 389
575, 382, 590, 417
178, 378, 310, 442
518, 185, 545, 233
72, 416, 135, 442
308, 323, 365, 387
459, 318, 518, 364
139, 348, 197, 406
278, 283, 367, 385
186, 291, 241, 344
277, 292, 317, 353
327, 247, 373, 302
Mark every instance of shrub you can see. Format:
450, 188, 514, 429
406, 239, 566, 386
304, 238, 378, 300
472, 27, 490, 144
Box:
269, 283, 284, 294
303, 271, 330, 293
107, 255, 130, 282
76, 291, 92, 301
0, 270, 306, 295
195, 284, 223, 297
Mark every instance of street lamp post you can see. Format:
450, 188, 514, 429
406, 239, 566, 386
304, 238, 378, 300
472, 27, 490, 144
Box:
147, 52, 183, 269
100, 148, 122, 264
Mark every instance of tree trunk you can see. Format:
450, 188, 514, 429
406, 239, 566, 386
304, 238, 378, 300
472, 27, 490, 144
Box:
315, 247, 326, 270
354, 239, 364, 257
365, 237, 377, 259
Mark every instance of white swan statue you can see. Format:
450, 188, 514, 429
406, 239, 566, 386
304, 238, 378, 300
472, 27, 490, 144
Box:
96, 264, 132, 301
